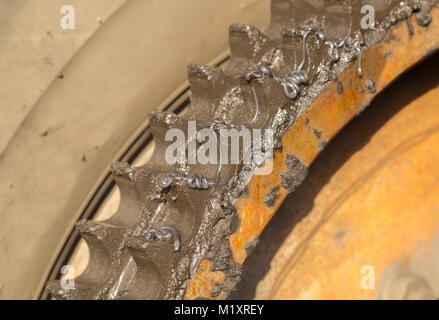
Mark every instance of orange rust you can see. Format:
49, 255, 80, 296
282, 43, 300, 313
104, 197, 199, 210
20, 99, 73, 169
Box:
185, 7, 439, 299
184, 260, 225, 300
230, 8, 439, 267
257, 78, 439, 299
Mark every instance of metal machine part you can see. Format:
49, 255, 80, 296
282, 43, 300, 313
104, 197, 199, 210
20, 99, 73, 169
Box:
233, 50, 439, 299
45, 0, 439, 300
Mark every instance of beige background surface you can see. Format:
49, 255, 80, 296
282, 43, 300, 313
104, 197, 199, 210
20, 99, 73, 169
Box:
0, 0, 126, 154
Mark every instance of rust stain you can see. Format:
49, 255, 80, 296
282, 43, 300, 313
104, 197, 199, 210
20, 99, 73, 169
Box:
262, 83, 439, 299
184, 260, 225, 300
230, 9, 439, 269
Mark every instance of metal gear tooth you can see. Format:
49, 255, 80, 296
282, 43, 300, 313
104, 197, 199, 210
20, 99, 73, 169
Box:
121, 249, 164, 299
125, 233, 191, 300
149, 110, 184, 131
115, 164, 206, 258
45, 279, 85, 300
270, 0, 293, 30
187, 64, 224, 100
239, 76, 270, 128
323, 0, 354, 41
239, 63, 295, 132
270, 0, 325, 31
108, 171, 144, 226
75, 219, 116, 239
148, 111, 187, 163
281, 27, 302, 70
46, 279, 103, 300
74, 221, 117, 268
65, 236, 167, 300
45, 279, 70, 299
249, 75, 288, 121
281, 27, 327, 82
110, 161, 139, 182
188, 64, 246, 126
111, 164, 201, 233
228, 23, 270, 72
290, 0, 325, 26
45, 232, 113, 300
149, 110, 185, 133
187, 64, 235, 121
148, 113, 212, 168
109, 162, 185, 228
65, 228, 134, 300
187, 63, 223, 83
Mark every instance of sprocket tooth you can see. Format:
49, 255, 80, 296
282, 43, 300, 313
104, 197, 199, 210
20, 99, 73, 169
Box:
46, 229, 114, 300
228, 23, 270, 73
238, 77, 271, 129
323, 0, 355, 41
149, 110, 186, 137
74, 221, 117, 269
188, 64, 224, 97
69, 224, 142, 300
109, 154, 210, 245
149, 111, 221, 168
281, 27, 326, 82
187, 65, 248, 127
242, 76, 287, 126
46, 279, 71, 299
187, 64, 235, 121
75, 219, 120, 242
46, 279, 102, 300
290, 0, 325, 26
282, 28, 300, 69
269, 0, 294, 35
148, 110, 188, 166
110, 160, 207, 254
136, 173, 204, 253
117, 249, 164, 300
110, 161, 139, 182
75, 221, 123, 277
109, 162, 144, 226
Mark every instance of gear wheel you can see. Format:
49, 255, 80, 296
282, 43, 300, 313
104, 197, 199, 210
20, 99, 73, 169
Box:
45, 0, 439, 300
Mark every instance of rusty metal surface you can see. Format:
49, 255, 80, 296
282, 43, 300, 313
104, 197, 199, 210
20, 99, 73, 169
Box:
254, 66, 439, 299
228, 4, 439, 267
46, 0, 439, 300
230, 50, 439, 299
186, 2, 439, 300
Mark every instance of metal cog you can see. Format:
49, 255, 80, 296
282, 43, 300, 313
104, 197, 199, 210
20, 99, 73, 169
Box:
46, 0, 438, 300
